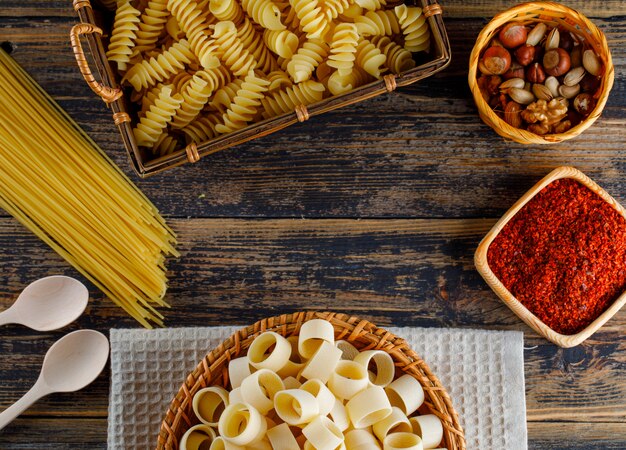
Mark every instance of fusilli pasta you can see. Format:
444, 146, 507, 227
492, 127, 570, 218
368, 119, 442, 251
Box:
327, 23, 359, 77
261, 79, 325, 118
263, 29, 299, 59
167, 0, 221, 68
212, 20, 257, 76
240, 0, 285, 30
105, 1, 141, 72
355, 38, 386, 78
134, 85, 183, 146
287, 39, 329, 83
289, 0, 330, 39
370, 35, 415, 74
133, 0, 169, 56
209, 0, 246, 24
394, 5, 430, 53
210, 78, 245, 112
354, 10, 400, 36
237, 18, 279, 73
124, 39, 196, 91
215, 70, 270, 133
172, 66, 231, 128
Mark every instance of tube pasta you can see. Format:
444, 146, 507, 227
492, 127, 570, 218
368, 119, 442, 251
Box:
228, 357, 253, 389
346, 386, 392, 429
180, 424, 217, 450
266, 423, 300, 450
298, 318, 336, 359
328, 360, 369, 400
385, 374, 425, 416
186, 320, 438, 449
300, 379, 336, 417
382, 432, 423, 450
329, 398, 350, 432
300, 340, 342, 383
241, 369, 285, 414
335, 340, 360, 361
210, 436, 245, 450
218, 403, 267, 446
229, 387, 244, 404
409, 415, 443, 449
302, 416, 345, 450
247, 331, 292, 372
274, 389, 320, 425
353, 350, 395, 387
373, 406, 412, 441
345, 429, 382, 450
193, 386, 230, 426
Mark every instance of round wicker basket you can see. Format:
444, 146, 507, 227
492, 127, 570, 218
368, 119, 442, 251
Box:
156, 311, 466, 449
468, 1, 614, 144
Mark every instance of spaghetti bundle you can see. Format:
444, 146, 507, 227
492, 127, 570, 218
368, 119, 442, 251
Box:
0, 49, 178, 327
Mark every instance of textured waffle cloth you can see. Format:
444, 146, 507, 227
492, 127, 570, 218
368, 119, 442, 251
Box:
108, 326, 527, 450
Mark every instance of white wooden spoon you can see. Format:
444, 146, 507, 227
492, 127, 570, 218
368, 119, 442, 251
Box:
0, 276, 88, 331
0, 329, 109, 430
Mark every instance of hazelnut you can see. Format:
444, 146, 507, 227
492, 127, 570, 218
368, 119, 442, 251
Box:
504, 101, 523, 128
499, 22, 528, 48
526, 62, 546, 83
543, 48, 571, 76
528, 123, 551, 135
482, 47, 512, 75
514, 44, 536, 66
503, 62, 525, 80
573, 93, 595, 116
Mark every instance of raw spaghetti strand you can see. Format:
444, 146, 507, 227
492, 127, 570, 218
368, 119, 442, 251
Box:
0, 49, 178, 327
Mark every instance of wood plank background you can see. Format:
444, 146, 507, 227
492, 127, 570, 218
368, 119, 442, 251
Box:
0, 0, 625, 448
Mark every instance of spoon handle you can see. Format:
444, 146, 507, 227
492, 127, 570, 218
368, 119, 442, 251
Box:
0, 379, 48, 430
0, 307, 18, 327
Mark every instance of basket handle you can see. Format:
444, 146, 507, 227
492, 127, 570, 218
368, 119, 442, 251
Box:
69, 23, 122, 104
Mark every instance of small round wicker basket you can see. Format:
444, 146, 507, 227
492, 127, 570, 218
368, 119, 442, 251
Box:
156, 311, 466, 450
468, 1, 614, 144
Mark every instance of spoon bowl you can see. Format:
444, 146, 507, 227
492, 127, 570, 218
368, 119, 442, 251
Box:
41, 329, 110, 392
0, 276, 88, 331
0, 330, 109, 430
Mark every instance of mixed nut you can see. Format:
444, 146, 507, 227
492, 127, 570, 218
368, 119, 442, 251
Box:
477, 21, 604, 135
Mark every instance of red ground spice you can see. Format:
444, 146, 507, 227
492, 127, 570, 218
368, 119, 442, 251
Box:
487, 178, 626, 335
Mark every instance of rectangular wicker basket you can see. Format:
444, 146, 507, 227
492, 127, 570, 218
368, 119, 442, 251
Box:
71, 0, 451, 177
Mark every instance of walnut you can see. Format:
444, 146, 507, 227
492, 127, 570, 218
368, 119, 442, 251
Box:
521, 98, 568, 126
553, 119, 572, 134
528, 123, 551, 135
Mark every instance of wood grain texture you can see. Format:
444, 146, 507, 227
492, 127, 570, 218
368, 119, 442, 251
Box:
0, 219, 624, 425
0, 0, 624, 448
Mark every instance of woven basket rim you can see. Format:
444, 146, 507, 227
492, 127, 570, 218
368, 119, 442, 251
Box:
468, 1, 615, 145
155, 311, 466, 450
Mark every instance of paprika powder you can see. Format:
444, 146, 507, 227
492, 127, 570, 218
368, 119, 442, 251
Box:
487, 178, 626, 335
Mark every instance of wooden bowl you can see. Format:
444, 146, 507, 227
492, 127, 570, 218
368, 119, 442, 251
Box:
468, 2, 614, 144
475, 166, 626, 347
156, 311, 466, 449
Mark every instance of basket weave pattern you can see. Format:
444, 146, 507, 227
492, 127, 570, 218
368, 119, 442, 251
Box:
468, 1, 614, 144
156, 311, 466, 449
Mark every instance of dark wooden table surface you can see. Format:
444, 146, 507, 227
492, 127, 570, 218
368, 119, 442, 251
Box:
1, 0, 625, 448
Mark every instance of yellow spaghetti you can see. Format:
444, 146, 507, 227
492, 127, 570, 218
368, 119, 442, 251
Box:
0, 48, 178, 328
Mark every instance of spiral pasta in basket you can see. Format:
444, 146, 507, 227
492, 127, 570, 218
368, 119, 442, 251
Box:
163, 317, 458, 450
106, 0, 431, 157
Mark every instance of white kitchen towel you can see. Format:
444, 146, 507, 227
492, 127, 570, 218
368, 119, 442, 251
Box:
108, 326, 526, 450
